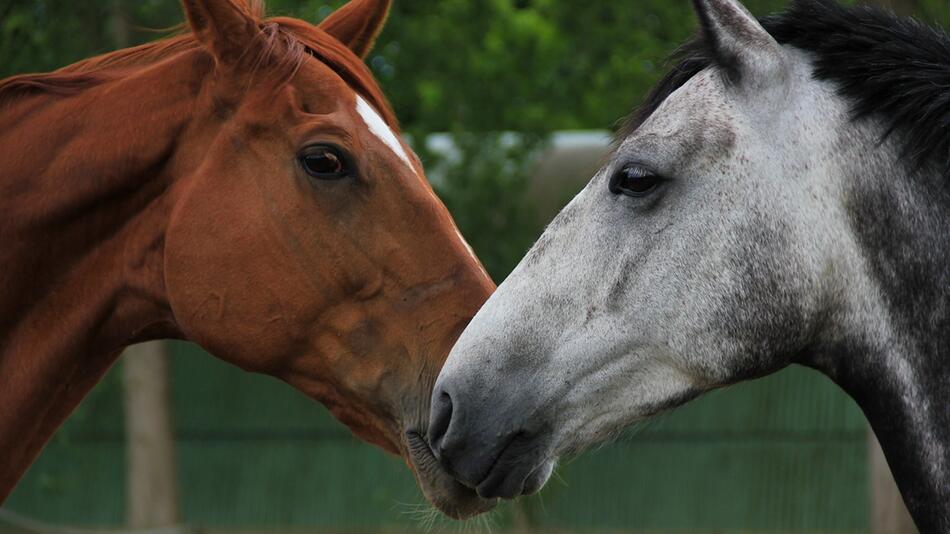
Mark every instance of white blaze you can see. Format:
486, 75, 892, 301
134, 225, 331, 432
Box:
355, 95, 486, 275
355, 95, 415, 171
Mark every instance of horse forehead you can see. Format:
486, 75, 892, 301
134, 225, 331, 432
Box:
354, 95, 415, 172
622, 70, 738, 161
629, 54, 834, 160
351, 94, 484, 267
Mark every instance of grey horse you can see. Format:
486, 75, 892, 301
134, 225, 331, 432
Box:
427, 0, 950, 531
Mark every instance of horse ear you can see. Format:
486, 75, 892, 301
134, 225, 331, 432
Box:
181, 0, 259, 65
692, 0, 786, 87
319, 0, 392, 59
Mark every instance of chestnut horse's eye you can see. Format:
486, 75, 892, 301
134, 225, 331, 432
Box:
610, 165, 664, 198
300, 145, 351, 180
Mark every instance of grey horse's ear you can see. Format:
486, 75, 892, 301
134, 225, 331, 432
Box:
692, 0, 786, 87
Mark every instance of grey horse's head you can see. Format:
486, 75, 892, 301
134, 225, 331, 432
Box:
426, 0, 933, 503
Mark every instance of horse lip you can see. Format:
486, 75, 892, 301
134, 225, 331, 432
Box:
404, 430, 497, 519
472, 434, 549, 500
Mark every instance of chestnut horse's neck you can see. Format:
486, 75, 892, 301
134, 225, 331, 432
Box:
0, 54, 209, 499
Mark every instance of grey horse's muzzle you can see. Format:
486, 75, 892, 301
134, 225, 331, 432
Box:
427, 373, 555, 500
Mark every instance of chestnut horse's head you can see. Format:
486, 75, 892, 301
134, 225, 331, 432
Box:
161, 0, 494, 517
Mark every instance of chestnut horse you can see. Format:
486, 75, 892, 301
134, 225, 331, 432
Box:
0, 0, 495, 519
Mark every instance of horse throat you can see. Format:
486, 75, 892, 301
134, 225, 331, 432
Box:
0, 61, 201, 501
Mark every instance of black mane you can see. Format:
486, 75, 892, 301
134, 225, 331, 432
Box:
620, 0, 950, 176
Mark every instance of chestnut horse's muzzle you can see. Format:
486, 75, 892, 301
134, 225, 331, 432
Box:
403, 430, 496, 518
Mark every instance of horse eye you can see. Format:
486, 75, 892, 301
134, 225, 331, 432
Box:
610, 165, 664, 198
300, 145, 350, 180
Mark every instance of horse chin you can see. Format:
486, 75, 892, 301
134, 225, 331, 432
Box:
404, 430, 498, 519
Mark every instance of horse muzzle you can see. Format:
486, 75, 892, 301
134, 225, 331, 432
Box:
425, 381, 557, 501
403, 430, 497, 519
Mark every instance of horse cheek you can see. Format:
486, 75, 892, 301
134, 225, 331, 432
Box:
164, 169, 299, 373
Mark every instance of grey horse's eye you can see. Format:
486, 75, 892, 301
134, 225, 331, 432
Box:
610, 165, 664, 198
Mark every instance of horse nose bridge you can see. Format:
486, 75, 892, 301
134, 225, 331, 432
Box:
399, 258, 492, 310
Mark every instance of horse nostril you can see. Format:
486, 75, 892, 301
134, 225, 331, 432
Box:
428, 388, 454, 458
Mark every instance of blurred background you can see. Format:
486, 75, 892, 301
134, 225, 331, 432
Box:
1, 0, 945, 532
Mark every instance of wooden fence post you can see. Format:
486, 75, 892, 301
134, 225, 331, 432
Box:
869, 428, 917, 534
123, 342, 181, 528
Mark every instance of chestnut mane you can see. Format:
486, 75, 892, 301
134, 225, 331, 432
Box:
0, 0, 398, 128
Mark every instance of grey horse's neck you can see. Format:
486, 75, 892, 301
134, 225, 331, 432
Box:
829, 344, 950, 532
812, 148, 950, 532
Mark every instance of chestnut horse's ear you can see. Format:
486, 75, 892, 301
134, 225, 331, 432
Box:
319, 0, 392, 59
181, 0, 259, 65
